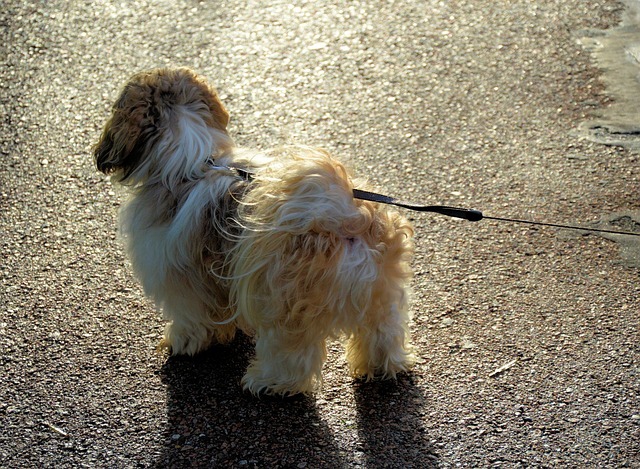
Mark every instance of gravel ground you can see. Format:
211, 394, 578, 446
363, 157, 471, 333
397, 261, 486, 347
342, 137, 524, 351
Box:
1, 1, 639, 467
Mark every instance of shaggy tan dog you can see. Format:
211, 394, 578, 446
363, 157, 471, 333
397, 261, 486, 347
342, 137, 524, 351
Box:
95, 68, 415, 395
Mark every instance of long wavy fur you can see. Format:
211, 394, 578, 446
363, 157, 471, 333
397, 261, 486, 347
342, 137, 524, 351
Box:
95, 68, 415, 396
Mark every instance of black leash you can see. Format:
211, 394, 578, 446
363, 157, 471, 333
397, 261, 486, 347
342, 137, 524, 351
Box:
352, 188, 640, 237
208, 160, 639, 237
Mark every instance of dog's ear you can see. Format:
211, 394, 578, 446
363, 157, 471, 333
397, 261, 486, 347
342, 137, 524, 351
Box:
94, 79, 160, 180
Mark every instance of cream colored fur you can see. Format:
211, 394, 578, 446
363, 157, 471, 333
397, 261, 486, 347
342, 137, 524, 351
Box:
95, 68, 415, 396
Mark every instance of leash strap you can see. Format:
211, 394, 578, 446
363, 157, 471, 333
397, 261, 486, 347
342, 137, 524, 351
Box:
205, 161, 639, 237
353, 189, 483, 221
353, 188, 640, 237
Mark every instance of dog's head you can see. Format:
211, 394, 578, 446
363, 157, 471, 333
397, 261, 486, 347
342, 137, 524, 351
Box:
94, 68, 231, 186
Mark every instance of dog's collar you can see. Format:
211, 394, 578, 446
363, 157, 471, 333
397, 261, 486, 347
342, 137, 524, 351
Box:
205, 157, 254, 181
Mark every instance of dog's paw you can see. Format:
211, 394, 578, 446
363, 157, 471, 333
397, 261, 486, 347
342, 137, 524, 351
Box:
241, 365, 316, 397
162, 323, 211, 356
349, 349, 416, 381
157, 337, 172, 354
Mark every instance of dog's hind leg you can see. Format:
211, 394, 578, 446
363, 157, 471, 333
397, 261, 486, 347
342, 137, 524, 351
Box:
344, 210, 416, 381
344, 294, 415, 381
241, 326, 327, 396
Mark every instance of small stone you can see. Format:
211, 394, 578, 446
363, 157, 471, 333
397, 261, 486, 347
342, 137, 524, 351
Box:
461, 337, 477, 349
440, 317, 454, 327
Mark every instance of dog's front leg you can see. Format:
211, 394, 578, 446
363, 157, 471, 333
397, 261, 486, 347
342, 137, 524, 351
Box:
159, 290, 236, 355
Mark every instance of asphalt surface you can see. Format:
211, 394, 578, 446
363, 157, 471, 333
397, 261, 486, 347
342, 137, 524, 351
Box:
1, 0, 639, 468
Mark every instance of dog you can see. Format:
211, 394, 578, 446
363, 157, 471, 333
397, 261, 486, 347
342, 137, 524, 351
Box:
94, 67, 415, 396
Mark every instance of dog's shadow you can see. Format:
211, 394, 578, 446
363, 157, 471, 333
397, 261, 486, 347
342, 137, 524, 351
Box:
158, 334, 438, 468
157, 333, 344, 468
353, 375, 439, 468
